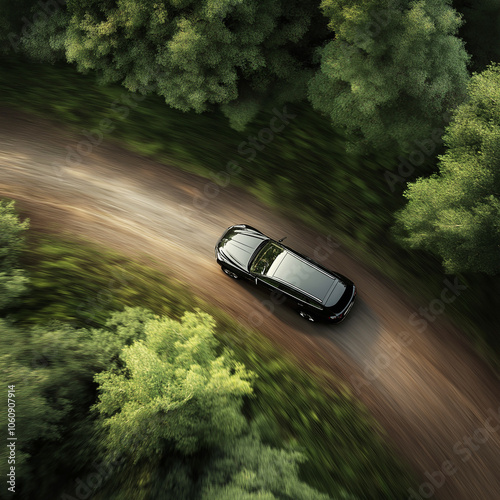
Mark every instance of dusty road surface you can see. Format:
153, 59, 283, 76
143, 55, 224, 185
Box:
1, 109, 500, 500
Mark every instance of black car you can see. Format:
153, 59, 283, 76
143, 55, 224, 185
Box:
215, 224, 356, 323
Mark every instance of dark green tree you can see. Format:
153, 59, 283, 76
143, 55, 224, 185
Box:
0, 0, 40, 53
308, 0, 470, 153
0, 321, 105, 498
0, 306, 154, 499
396, 64, 500, 274
199, 432, 350, 500
20, 0, 325, 129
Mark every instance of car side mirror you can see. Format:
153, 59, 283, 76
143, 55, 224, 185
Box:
278, 237, 287, 243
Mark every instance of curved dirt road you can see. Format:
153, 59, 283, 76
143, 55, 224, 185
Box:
1, 109, 500, 500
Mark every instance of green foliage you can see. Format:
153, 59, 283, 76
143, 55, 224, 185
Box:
308, 0, 470, 153
93, 306, 156, 361
0, 199, 29, 311
0, 200, 29, 273
453, 0, 500, 72
19, 0, 324, 128
0, 319, 109, 498
94, 310, 254, 460
12, 234, 194, 327
0, 0, 38, 53
215, 317, 415, 499
92, 309, 349, 500
0, 268, 28, 311
199, 433, 340, 500
0, 306, 178, 499
397, 63, 500, 274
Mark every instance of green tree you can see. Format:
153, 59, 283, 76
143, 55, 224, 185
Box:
96, 430, 347, 500
308, 0, 470, 153
93, 310, 254, 460
93, 310, 346, 499
396, 64, 500, 274
20, 0, 325, 129
0, 200, 29, 311
0, 307, 155, 499
0, 320, 107, 498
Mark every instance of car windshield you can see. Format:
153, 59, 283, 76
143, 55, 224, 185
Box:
250, 241, 284, 275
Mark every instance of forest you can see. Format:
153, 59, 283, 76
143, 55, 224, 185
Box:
1, 1, 500, 499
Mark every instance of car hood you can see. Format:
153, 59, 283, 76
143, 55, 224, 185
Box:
217, 226, 268, 270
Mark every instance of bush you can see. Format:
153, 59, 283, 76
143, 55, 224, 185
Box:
0, 199, 29, 312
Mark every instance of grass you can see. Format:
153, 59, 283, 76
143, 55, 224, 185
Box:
7, 231, 416, 499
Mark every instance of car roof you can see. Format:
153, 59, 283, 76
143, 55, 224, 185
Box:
267, 249, 342, 304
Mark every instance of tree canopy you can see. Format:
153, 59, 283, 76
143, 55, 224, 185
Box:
0, 306, 156, 498
199, 432, 342, 500
396, 63, 500, 274
8, 0, 472, 142
92, 309, 343, 499
308, 0, 470, 152
20, 0, 325, 129
0, 319, 108, 498
0, 0, 38, 53
94, 310, 255, 460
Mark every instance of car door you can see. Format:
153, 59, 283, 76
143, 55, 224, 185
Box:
257, 277, 311, 311
291, 289, 324, 315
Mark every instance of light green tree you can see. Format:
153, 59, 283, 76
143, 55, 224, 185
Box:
93, 310, 255, 460
308, 0, 470, 152
396, 64, 500, 274
0, 200, 29, 311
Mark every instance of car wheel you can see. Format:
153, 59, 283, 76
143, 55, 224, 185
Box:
299, 311, 315, 322
222, 267, 239, 279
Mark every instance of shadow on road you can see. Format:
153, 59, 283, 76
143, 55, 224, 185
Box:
227, 276, 382, 366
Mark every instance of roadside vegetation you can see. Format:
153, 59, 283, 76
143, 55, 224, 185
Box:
0, 202, 415, 499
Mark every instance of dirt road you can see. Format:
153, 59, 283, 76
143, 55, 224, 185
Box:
1, 109, 499, 500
